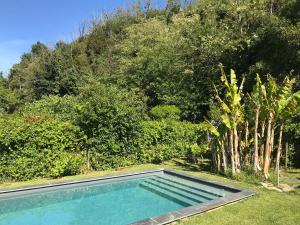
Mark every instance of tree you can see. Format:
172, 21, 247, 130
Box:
262, 76, 279, 179
166, 0, 181, 23
205, 118, 228, 174
75, 82, 146, 170
0, 75, 19, 114
209, 65, 300, 183
249, 74, 266, 172
214, 66, 244, 174
255, 75, 300, 180
274, 78, 300, 185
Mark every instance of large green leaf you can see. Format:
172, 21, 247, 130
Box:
221, 114, 232, 129
219, 64, 229, 88
277, 78, 299, 118
203, 121, 220, 137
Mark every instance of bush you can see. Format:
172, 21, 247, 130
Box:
185, 143, 209, 163
76, 83, 146, 170
9, 86, 207, 176
0, 116, 85, 181
150, 105, 181, 120
21, 95, 80, 122
139, 120, 207, 163
20, 84, 147, 170
0, 84, 19, 114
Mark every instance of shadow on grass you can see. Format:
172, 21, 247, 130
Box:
170, 159, 215, 174
287, 171, 300, 174
167, 159, 264, 186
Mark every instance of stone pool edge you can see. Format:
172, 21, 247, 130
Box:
0, 169, 165, 196
130, 169, 256, 225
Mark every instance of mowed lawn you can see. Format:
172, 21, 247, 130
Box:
0, 161, 299, 225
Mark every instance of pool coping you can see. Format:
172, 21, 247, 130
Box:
0, 169, 255, 225
0, 169, 165, 196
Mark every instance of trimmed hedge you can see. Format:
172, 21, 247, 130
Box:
0, 116, 85, 181
139, 120, 208, 163
0, 96, 207, 181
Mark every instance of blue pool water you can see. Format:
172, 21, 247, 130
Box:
0, 173, 234, 225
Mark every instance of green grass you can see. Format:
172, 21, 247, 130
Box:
0, 161, 299, 225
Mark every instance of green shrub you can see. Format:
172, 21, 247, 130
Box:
21, 95, 80, 122
0, 116, 85, 181
76, 83, 146, 170
11, 86, 207, 174
150, 105, 181, 120
19, 84, 147, 170
185, 143, 209, 163
139, 120, 207, 163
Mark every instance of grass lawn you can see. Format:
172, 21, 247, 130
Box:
0, 160, 299, 225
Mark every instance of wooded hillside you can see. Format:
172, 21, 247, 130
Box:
0, 0, 299, 181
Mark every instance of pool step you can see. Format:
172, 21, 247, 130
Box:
154, 175, 222, 198
148, 177, 216, 200
139, 182, 200, 207
142, 179, 211, 203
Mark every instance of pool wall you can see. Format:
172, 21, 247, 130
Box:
0, 169, 255, 225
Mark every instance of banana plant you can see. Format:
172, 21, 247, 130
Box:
214, 65, 244, 174
274, 78, 300, 185
204, 120, 228, 174
263, 75, 279, 179
262, 75, 300, 180
249, 74, 266, 172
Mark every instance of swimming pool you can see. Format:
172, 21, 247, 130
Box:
0, 169, 254, 225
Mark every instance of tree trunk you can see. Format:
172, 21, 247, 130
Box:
229, 130, 236, 175
270, 0, 273, 15
263, 111, 273, 179
275, 123, 284, 186
217, 150, 221, 173
87, 149, 90, 170
238, 130, 243, 165
221, 136, 227, 174
260, 119, 266, 168
285, 142, 289, 171
254, 108, 260, 172
245, 120, 249, 163
212, 150, 217, 172
234, 126, 240, 172
270, 124, 275, 154
212, 146, 220, 173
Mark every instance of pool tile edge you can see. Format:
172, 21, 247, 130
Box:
131, 190, 255, 225
0, 169, 165, 195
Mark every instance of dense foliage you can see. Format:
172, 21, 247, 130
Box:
0, 116, 84, 180
20, 84, 147, 171
140, 119, 208, 163
0, 0, 299, 181
207, 67, 300, 185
